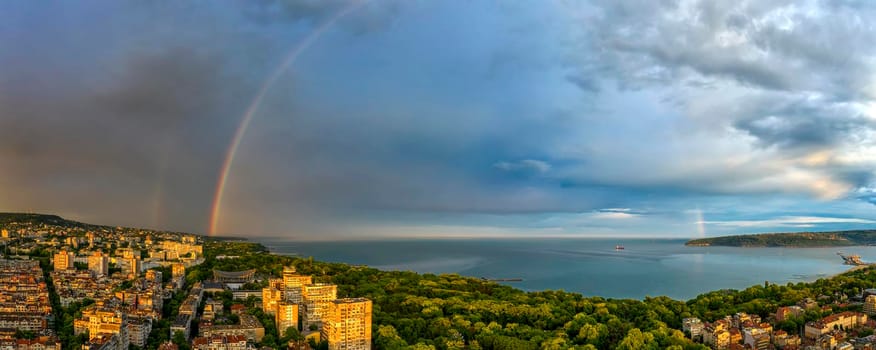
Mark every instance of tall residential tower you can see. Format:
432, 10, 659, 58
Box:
322, 298, 372, 350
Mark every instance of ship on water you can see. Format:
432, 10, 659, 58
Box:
615, 245, 624, 250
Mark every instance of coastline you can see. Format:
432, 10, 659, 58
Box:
684, 229, 876, 248
257, 237, 870, 301
214, 237, 876, 349
830, 264, 873, 279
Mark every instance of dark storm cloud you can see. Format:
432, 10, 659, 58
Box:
230, 89, 595, 218
564, 74, 601, 93
855, 185, 876, 206
243, 0, 403, 34
0, 46, 248, 231
0, 1, 261, 232
3, 0, 876, 237
730, 97, 876, 150
96, 48, 233, 129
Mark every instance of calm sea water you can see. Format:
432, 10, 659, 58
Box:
259, 238, 876, 300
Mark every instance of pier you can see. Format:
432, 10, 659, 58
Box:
838, 252, 866, 266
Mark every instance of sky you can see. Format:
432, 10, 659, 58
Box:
1, 0, 876, 239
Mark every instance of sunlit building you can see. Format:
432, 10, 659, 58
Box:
262, 287, 282, 315
171, 263, 186, 289
773, 330, 799, 348
742, 328, 769, 350
864, 295, 876, 315
200, 314, 264, 343
192, 335, 248, 350
0, 336, 61, 349
146, 269, 162, 284
172, 263, 185, 279
702, 320, 729, 350
74, 306, 129, 350
88, 251, 109, 276
126, 257, 141, 279
282, 266, 312, 303
53, 250, 74, 271
322, 298, 372, 350
804, 311, 868, 339
118, 248, 139, 259
83, 333, 125, 350
776, 305, 804, 322
276, 300, 299, 338
303, 283, 338, 329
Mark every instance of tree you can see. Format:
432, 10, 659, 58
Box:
616, 329, 658, 350
14, 329, 36, 339
260, 334, 277, 348
280, 326, 303, 344
172, 331, 190, 350
375, 325, 408, 349
576, 323, 607, 347
307, 338, 328, 350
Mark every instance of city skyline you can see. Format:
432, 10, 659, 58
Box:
2, 1, 876, 238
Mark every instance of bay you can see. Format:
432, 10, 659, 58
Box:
259, 238, 876, 300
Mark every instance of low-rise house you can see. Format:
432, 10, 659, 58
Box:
804, 312, 867, 340
777, 306, 805, 322
200, 314, 264, 343
170, 314, 191, 340
127, 316, 152, 348
683, 318, 704, 341
192, 335, 248, 350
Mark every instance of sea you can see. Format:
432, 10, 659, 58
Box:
259, 238, 876, 300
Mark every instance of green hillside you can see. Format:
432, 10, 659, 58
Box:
685, 230, 876, 247
0, 213, 87, 227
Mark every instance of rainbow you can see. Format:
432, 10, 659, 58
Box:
208, 1, 366, 236
694, 207, 706, 238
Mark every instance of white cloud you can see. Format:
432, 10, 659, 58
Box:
592, 211, 639, 220
493, 159, 551, 173
701, 216, 876, 228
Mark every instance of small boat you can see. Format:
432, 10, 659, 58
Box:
615, 245, 625, 250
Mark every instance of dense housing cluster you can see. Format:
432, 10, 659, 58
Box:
14, 213, 876, 350
685, 293, 876, 349
260, 266, 372, 350
0, 214, 373, 350
0, 259, 60, 348
0, 215, 202, 349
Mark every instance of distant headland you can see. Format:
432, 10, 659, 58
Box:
685, 229, 876, 247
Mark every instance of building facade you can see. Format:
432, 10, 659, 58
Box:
864, 295, 876, 315
804, 312, 868, 339
88, 252, 109, 276
127, 317, 152, 348
282, 267, 312, 303
53, 250, 74, 271
262, 287, 282, 315
74, 307, 129, 350
276, 301, 298, 338
682, 318, 703, 340
303, 283, 338, 329
322, 298, 372, 350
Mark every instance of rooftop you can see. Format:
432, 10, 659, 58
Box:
332, 297, 371, 304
